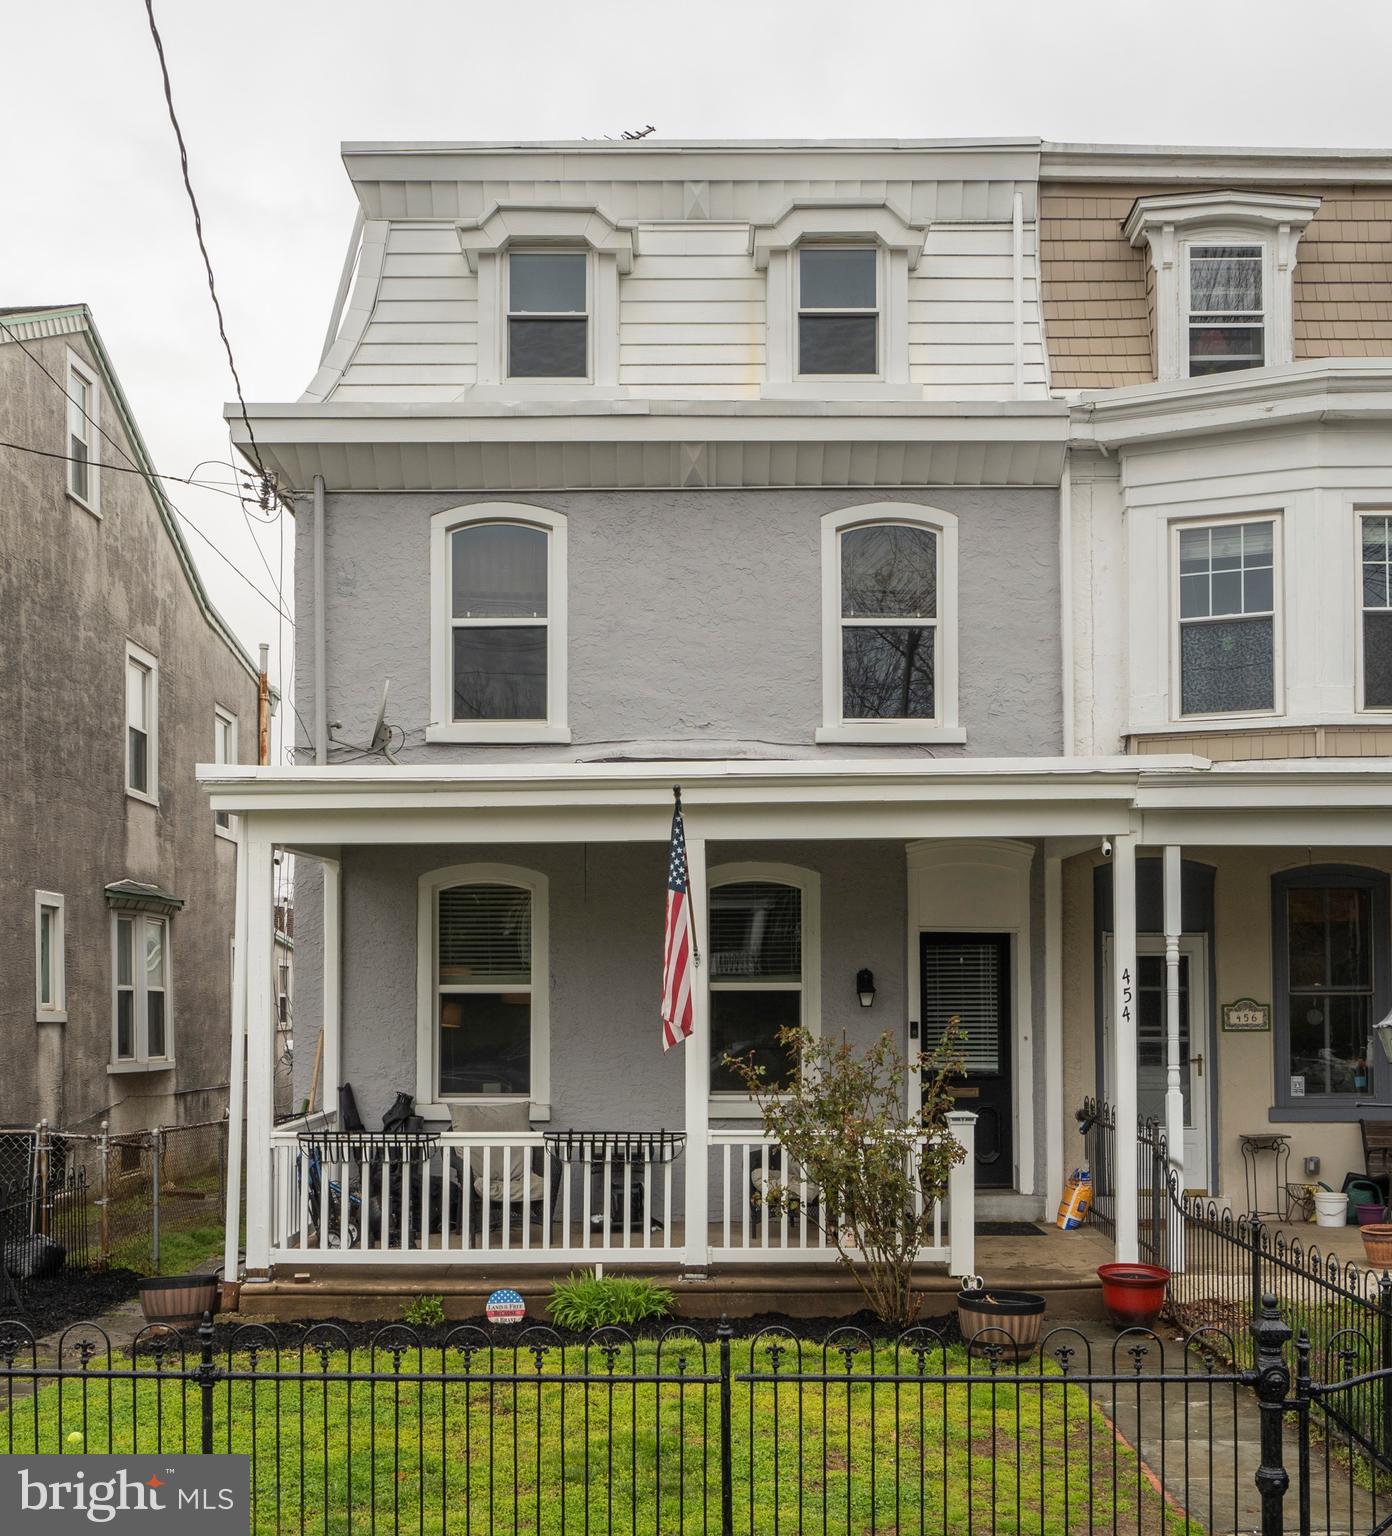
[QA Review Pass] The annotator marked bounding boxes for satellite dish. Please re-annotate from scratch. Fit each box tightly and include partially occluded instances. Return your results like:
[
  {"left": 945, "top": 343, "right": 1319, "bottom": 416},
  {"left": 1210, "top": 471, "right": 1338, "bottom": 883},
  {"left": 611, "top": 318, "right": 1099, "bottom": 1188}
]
[{"left": 367, "top": 679, "right": 391, "bottom": 754}]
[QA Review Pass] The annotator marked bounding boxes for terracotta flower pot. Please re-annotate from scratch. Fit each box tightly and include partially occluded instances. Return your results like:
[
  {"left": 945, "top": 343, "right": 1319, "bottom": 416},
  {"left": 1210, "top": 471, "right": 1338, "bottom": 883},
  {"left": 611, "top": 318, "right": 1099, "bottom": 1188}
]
[
  {"left": 1097, "top": 1262, "right": 1169, "bottom": 1329},
  {"left": 956, "top": 1288, "right": 1046, "bottom": 1359},
  {"left": 1361, "top": 1224, "right": 1392, "bottom": 1266},
  {"left": 138, "top": 1275, "right": 220, "bottom": 1326}
]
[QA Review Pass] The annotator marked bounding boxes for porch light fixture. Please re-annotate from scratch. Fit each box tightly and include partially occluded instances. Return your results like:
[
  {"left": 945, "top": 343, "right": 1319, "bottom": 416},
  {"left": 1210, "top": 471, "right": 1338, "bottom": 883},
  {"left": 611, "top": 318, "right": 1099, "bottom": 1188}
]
[
  {"left": 856, "top": 968, "right": 876, "bottom": 1009},
  {"left": 1373, "top": 1005, "right": 1392, "bottom": 1065}
]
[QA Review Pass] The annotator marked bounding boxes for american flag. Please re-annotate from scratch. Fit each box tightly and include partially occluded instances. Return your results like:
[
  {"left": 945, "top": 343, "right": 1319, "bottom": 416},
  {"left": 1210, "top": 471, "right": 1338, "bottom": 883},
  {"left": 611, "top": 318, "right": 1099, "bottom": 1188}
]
[{"left": 661, "top": 789, "right": 696, "bottom": 1050}]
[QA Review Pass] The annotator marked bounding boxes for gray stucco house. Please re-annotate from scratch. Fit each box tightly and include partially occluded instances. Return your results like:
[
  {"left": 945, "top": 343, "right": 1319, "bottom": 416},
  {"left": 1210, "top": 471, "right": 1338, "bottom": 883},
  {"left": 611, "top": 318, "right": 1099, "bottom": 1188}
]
[
  {"left": 0, "top": 304, "right": 259, "bottom": 1138},
  {"left": 209, "top": 138, "right": 1392, "bottom": 1302}
]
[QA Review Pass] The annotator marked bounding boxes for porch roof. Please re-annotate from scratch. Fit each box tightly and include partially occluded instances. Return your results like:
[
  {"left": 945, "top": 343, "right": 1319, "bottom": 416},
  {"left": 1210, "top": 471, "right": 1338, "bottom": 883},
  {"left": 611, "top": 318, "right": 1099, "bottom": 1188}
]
[{"left": 197, "top": 754, "right": 1392, "bottom": 848}]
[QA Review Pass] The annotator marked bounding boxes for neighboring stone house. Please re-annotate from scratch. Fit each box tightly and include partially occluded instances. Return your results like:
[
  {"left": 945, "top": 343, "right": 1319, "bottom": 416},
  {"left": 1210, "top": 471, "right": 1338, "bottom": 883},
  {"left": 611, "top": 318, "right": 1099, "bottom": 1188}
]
[
  {"left": 206, "top": 139, "right": 1392, "bottom": 1301},
  {"left": 0, "top": 304, "right": 259, "bottom": 1137}
]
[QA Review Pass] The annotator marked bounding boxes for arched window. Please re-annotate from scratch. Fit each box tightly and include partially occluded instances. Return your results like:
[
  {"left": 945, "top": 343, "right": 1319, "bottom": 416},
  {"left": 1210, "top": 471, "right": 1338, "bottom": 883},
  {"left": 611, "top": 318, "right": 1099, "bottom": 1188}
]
[
  {"left": 416, "top": 864, "right": 549, "bottom": 1109},
  {"left": 708, "top": 863, "right": 820, "bottom": 1100},
  {"left": 428, "top": 504, "right": 568, "bottom": 744},
  {"left": 817, "top": 504, "right": 961, "bottom": 744}
]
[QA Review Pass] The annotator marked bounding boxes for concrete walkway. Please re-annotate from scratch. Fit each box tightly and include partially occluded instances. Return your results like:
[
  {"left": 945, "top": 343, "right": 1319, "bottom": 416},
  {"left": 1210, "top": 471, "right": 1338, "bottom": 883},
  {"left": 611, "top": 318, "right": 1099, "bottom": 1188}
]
[{"left": 1074, "top": 1320, "right": 1381, "bottom": 1534}]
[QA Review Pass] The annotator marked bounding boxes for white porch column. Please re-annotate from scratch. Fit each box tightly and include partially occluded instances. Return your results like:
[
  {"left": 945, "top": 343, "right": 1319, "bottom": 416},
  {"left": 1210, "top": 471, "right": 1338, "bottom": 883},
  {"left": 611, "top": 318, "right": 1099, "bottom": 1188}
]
[
  {"left": 321, "top": 857, "right": 342, "bottom": 1112},
  {"left": 1162, "top": 843, "right": 1186, "bottom": 1272},
  {"left": 1043, "top": 854, "right": 1065, "bottom": 1213},
  {"left": 683, "top": 836, "right": 710, "bottom": 1269},
  {"left": 1112, "top": 832, "right": 1140, "bottom": 1263},
  {"left": 947, "top": 1110, "right": 978, "bottom": 1278},
  {"left": 222, "top": 821, "right": 249, "bottom": 1283},
  {"left": 243, "top": 829, "right": 278, "bottom": 1272}
]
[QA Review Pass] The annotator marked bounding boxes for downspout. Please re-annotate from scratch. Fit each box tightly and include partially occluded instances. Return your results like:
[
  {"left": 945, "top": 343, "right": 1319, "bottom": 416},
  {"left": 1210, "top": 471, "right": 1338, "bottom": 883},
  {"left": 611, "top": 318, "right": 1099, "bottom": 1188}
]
[
  {"left": 257, "top": 643, "right": 270, "bottom": 766},
  {"left": 313, "top": 474, "right": 328, "bottom": 764},
  {"left": 1059, "top": 453, "right": 1075, "bottom": 755},
  {"left": 1012, "top": 191, "right": 1025, "bottom": 399}
]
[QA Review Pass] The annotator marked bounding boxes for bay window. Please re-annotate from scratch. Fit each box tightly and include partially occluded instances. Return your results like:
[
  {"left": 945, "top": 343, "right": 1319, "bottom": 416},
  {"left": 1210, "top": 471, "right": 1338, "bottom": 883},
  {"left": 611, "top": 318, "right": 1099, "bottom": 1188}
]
[
  {"left": 1361, "top": 514, "right": 1392, "bottom": 709},
  {"left": 1176, "top": 518, "right": 1277, "bottom": 716}
]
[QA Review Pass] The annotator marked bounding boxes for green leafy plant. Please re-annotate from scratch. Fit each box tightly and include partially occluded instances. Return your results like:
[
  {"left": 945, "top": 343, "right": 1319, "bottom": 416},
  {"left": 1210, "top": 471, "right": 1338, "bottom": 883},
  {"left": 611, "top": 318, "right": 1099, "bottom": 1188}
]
[
  {"left": 725, "top": 1022, "right": 965, "bottom": 1329},
  {"left": 401, "top": 1293, "right": 446, "bottom": 1329},
  {"left": 547, "top": 1271, "right": 674, "bottom": 1331}
]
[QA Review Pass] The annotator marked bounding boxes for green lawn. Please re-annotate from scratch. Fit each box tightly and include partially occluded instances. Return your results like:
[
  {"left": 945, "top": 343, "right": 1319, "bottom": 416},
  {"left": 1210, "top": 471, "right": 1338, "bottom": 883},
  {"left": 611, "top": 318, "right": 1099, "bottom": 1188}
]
[{"left": 1, "top": 1340, "right": 1186, "bottom": 1535}]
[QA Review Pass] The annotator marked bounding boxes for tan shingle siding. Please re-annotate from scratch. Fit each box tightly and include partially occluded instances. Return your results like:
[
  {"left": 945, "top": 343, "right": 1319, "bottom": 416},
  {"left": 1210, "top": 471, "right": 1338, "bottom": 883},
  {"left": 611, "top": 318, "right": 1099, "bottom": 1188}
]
[
  {"left": 1041, "top": 182, "right": 1392, "bottom": 389},
  {"left": 1130, "top": 725, "right": 1392, "bottom": 760}
]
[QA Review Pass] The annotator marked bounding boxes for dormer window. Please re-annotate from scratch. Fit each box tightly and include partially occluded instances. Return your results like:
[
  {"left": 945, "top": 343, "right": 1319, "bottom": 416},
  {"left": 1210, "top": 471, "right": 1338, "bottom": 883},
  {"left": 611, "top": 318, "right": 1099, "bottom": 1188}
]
[
  {"left": 508, "top": 251, "right": 588, "bottom": 379},
  {"left": 1187, "top": 245, "right": 1264, "bottom": 375},
  {"left": 1124, "top": 192, "right": 1319, "bottom": 383},
  {"left": 798, "top": 247, "right": 878, "bottom": 376}
]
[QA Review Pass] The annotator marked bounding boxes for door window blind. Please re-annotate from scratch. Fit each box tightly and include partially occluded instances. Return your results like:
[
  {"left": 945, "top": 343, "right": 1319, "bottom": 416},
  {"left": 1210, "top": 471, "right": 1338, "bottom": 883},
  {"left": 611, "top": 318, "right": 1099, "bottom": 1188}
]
[{"left": 923, "top": 938, "right": 1004, "bottom": 1073}]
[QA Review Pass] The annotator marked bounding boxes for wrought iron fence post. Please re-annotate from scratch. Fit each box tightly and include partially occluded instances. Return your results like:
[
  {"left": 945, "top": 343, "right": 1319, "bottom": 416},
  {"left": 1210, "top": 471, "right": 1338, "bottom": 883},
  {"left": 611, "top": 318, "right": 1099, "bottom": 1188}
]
[
  {"left": 197, "top": 1311, "right": 216, "bottom": 1454},
  {"left": 717, "top": 1314, "right": 733, "bottom": 1536},
  {"left": 1378, "top": 1269, "right": 1392, "bottom": 1463},
  {"left": 1250, "top": 1216, "right": 1265, "bottom": 1322},
  {"left": 1294, "top": 1331, "right": 1312, "bottom": 1536},
  {"left": 1249, "top": 1291, "right": 1292, "bottom": 1536},
  {"left": 1150, "top": 1123, "right": 1164, "bottom": 1263},
  {"left": 150, "top": 1130, "right": 161, "bottom": 1276}
]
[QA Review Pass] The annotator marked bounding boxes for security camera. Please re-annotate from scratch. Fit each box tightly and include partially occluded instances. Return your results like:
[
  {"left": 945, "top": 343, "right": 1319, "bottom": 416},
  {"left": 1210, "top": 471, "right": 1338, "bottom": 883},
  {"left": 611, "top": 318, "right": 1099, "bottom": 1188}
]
[{"left": 1101, "top": 838, "right": 1113, "bottom": 859}]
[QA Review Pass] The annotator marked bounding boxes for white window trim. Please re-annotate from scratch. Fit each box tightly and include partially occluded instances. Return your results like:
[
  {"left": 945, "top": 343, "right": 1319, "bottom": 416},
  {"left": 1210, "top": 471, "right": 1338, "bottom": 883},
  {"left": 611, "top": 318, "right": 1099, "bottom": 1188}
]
[
  {"left": 815, "top": 503, "right": 963, "bottom": 745},
  {"left": 108, "top": 911, "right": 175, "bottom": 1072},
  {"left": 65, "top": 348, "right": 101, "bottom": 517},
  {"left": 708, "top": 861, "right": 821, "bottom": 1119},
  {"left": 415, "top": 862, "right": 551, "bottom": 1120},
  {"left": 34, "top": 891, "right": 66, "bottom": 1024},
  {"left": 426, "top": 503, "right": 570, "bottom": 744},
  {"left": 457, "top": 204, "right": 629, "bottom": 390},
  {"left": 1356, "top": 506, "right": 1392, "bottom": 715},
  {"left": 124, "top": 641, "right": 159, "bottom": 805},
  {"left": 505, "top": 248, "right": 592, "bottom": 383},
  {"left": 795, "top": 244, "right": 883, "bottom": 383},
  {"left": 1169, "top": 511, "right": 1284, "bottom": 724},
  {"left": 213, "top": 706, "right": 238, "bottom": 838},
  {"left": 1123, "top": 192, "right": 1320, "bottom": 383}
]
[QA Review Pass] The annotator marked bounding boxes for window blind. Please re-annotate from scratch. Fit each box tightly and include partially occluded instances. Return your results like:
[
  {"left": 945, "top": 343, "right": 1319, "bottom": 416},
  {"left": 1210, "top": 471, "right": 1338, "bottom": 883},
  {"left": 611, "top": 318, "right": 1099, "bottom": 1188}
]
[
  {"left": 438, "top": 884, "right": 531, "bottom": 985},
  {"left": 922, "top": 939, "right": 1004, "bottom": 1074},
  {"left": 710, "top": 882, "right": 801, "bottom": 981}
]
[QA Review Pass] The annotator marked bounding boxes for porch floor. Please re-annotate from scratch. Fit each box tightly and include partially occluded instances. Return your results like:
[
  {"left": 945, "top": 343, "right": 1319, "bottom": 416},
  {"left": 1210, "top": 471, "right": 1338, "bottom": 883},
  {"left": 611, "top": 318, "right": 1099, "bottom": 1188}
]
[{"left": 243, "top": 1222, "right": 1113, "bottom": 1322}]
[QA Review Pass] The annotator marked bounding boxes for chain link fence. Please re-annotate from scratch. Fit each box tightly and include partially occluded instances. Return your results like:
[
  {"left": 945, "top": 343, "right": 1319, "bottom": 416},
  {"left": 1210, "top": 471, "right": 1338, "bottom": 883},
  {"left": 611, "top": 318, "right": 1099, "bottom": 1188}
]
[{"left": 0, "top": 1119, "right": 239, "bottom": 1281}]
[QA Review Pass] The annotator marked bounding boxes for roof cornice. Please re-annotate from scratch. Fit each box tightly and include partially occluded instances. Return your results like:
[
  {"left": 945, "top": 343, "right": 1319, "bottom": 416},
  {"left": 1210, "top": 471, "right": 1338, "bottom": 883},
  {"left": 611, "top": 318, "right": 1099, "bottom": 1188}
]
[{"left": 1042, "top": 141, "right": 1392, "bottom": 184}]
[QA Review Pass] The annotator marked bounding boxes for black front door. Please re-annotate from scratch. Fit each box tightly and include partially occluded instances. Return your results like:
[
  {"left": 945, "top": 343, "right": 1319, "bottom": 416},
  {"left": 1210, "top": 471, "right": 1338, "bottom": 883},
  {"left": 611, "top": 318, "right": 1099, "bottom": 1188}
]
[{"left": 921, "top": 932, "right": 1013, "bottom": 1188}]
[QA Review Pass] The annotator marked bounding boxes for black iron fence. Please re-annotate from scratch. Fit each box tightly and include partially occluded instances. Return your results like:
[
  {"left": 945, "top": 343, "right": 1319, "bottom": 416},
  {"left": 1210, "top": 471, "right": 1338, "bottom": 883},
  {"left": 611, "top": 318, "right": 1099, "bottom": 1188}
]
[{"left": 0, "top": 1300, "right": 1384, "bottom": 1534}]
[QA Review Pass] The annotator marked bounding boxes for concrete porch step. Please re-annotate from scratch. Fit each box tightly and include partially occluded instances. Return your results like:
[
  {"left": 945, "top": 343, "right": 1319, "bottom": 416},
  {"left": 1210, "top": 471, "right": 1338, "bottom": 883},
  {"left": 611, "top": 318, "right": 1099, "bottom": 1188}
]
[{"left": 975, "top": 1191, "right": 1048, "bottom": 1222}]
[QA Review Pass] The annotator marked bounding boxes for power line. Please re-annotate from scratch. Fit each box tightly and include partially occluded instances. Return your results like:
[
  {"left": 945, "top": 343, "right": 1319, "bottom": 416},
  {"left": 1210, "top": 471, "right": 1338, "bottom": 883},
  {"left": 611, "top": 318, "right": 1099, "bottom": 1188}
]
[
  {"left": 142, "top": 0, "right": 272, "bottom": 496},
  {"left": 0, "top": 436, "right": 256, "bottom": 503}
]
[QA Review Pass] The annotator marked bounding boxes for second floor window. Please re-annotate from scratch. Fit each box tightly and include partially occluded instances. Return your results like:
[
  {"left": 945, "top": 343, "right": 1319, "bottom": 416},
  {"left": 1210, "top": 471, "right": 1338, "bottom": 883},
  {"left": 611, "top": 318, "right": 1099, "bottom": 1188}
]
[
  {"left": 839, "top": 522, "right": 938, "bottom": 720},
  {"left": 213, "top": 707, "right": 237, "bottom": 832},
  {"left": 1187, "top": 244, "right": 1264, "bottom": 376},
  {"left": 1362, "top": 514, "right": 1392, "bottom": 709},
  {"left": 125, "top": 646, "right": 158, "bottom": 800},
  {"left": 1177, "top": 519, "right": 1276, "bottom": 716},
  {"left": 450, "top": 521, "right": 550, "bottom": 721},
  {"left": 67, "top": 357, "right": 99, "bottom": 510},
  {"left": 798, "top": 247, "right": 878, "bottom": 375},
  {"left": 508, "top": 251, "right": 587, "bottom": 378}
]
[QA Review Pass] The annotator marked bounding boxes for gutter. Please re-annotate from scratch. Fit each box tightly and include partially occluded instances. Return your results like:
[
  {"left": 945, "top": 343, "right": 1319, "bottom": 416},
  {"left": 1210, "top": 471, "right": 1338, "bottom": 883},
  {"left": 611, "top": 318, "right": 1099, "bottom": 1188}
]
[{"left": 312, "top": 475, "right": 328, "bottom": 764}]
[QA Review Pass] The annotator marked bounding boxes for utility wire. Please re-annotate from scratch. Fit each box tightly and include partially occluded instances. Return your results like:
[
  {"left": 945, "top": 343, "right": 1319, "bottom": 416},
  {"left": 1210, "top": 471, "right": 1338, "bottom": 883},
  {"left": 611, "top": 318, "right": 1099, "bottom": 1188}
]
[
  {"left": 0, "top": 436, "right": 255, "bottom": 503},
  {"left": 142, "top": 0, "right": 271, "bottom": 493}
]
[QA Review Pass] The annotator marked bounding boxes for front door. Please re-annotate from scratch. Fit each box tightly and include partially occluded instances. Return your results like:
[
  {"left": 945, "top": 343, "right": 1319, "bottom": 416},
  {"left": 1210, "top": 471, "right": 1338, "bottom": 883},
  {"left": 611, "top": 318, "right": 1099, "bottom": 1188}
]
[
  {"left": 921, "top": 932, "right": 1013, "bottom": 1188},
  {"left": 1103, "top": 936, "right": 1211, "bottom": 1192}
]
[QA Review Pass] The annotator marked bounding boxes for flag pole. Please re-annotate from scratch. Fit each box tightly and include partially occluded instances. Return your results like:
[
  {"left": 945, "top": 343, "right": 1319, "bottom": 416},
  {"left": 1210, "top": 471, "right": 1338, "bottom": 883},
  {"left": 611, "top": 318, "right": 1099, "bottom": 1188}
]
[{"left": 674, "top": 785, "right": 700, "bottom": 968}]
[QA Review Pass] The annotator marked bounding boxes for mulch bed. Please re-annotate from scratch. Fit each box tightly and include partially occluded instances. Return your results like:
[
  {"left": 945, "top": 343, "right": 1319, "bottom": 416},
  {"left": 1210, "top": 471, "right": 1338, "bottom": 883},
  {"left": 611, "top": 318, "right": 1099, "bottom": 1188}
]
[
  {"left": 1, "top": 1267, "right": 143, "bottom": 1340},
  {"left": 150, "top": 1308, "right": 965, "bottom": 1354}
]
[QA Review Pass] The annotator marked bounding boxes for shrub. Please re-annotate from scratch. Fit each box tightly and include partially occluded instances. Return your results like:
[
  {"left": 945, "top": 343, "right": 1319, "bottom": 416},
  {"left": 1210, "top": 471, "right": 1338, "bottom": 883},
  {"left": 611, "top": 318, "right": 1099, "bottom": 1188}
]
[
  {"left": 547, "top": 1271, "right": 674, "bottom": 1331},
  {"left": 401, "top": 1293, "right": 446, "bottom": 1329},
  {"left": 725, "top": 1022, "right": 965, "bottom": 1329}
]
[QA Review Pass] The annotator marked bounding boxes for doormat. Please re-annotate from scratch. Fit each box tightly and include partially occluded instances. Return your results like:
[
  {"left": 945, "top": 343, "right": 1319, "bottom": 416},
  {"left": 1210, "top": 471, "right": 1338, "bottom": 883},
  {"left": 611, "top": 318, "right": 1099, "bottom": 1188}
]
[{"left": 975, "top": 1221, "right": 1045, "bottom": 1236}]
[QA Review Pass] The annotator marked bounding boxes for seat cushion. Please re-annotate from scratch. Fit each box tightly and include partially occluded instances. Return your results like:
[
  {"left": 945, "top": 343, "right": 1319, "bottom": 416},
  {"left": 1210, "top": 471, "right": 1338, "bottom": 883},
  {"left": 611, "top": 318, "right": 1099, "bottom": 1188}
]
[{"left": 474, "top": 1168, "right": 547, "bottom": 1204}]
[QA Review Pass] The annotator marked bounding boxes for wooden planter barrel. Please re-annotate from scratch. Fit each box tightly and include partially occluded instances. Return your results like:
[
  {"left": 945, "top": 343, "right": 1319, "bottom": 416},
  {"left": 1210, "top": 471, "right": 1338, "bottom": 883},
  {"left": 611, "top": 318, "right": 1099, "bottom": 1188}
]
[
  {"left": 138, "top": 1275, "right": 220, "bottom": 1326},
  {"left": 956, "top": 1288, "right": 1046, "bottom": 1359}
]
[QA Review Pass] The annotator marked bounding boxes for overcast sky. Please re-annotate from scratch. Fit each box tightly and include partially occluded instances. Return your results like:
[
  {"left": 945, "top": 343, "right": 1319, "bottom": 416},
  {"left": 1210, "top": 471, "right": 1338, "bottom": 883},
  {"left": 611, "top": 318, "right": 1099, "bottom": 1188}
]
[{"left": 6, "top": 0, "right": 1392, "bottom": 758}]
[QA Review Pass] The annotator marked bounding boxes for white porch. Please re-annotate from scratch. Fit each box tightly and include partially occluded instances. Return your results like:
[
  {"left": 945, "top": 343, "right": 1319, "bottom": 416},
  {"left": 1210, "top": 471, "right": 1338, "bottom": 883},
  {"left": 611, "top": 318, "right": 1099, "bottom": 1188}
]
[{"left": 204, "top": 753, "right": 1392, "bottom": 1285}]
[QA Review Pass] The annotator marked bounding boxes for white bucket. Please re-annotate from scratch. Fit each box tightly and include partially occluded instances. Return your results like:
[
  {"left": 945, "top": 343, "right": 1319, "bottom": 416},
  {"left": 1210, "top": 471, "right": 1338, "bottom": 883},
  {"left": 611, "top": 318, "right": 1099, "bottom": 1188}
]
[{"left": 1314, "top": 1191, "right": 1348, "bottom": 1227}]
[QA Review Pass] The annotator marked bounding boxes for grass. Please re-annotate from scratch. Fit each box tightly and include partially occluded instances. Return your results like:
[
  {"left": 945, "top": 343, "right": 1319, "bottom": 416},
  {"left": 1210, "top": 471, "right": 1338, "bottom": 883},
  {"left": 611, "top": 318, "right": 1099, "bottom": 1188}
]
[
  {"left": 0, "top": 1339, "right": 1188, "bottom": 1535},
  {"left": 105, "top": 1223, "right": 225, "bottom": 1278}
]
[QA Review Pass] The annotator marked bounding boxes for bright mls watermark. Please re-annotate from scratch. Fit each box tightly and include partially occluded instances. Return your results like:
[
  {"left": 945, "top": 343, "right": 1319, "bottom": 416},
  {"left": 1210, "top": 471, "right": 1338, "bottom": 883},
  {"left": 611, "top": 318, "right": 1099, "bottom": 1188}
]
[{"left": 4, "top": 1456, "right": 248, "bottom": 1532}]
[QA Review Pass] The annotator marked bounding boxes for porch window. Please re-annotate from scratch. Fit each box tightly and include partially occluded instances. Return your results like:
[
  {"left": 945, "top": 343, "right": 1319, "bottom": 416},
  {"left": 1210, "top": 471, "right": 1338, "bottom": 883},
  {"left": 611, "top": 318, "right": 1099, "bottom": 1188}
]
[
  {"left": 818, "top": 505, "right": 961, "bottom": 744},
  {"left": 1176, "top": 518, "right": 1278, "bottom": 716},
  {"left": 111, "top": 912, "right": 172, "bottom": 1067},
  {"left": 429, "top": 505, "right": 569, "bottom": 744},
  {"left": 1361, "top": 513, "right": 1392, "bottom": 709},
  {"left": 709, "top": 871, "right": 819, "bottom": 1095},
  {"left": 437, "top": 882, "right": 533, "bottom": 1097},
  {"left": 1273, "top": 867, "right": 1390, "bottom": 1113}
]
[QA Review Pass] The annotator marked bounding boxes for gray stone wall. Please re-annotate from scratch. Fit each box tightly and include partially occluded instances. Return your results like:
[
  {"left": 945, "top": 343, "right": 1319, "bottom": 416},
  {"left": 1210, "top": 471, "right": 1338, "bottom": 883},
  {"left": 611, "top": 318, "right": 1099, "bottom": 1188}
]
[
  {"left": 0, "top": 326, "right": 258, "bottom": 1133},
  {"left": 297, "top": 487, "right": 1062, "bottom": 764}
]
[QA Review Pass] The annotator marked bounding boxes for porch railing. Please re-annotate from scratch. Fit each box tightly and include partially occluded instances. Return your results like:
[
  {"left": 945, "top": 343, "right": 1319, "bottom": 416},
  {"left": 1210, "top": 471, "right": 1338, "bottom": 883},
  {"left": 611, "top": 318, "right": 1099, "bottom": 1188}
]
[{"left": 267, "top": 1112, "right": 976, "bottom": 1274}]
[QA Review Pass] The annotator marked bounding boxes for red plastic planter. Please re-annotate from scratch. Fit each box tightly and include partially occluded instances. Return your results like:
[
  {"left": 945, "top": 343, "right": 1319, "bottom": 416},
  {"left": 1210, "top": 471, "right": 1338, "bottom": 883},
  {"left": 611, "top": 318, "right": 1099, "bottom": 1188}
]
[{"left": 1096, "top": 1262, "right": 1169, "bottom": 1329}]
